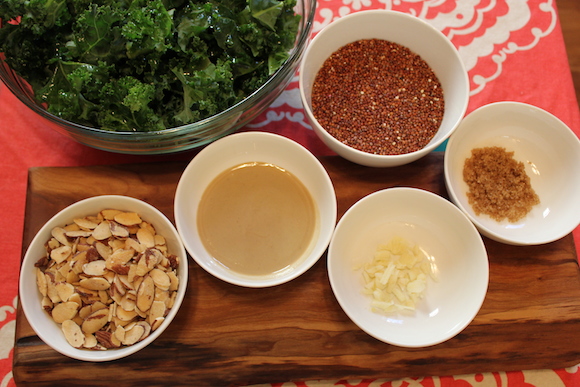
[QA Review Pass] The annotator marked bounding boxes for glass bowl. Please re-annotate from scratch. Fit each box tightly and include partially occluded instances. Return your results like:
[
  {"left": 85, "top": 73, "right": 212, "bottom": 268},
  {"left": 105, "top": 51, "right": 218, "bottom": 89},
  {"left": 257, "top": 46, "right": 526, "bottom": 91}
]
[{"left": 0, "top": 0, "right": 316, "bottom": 155}]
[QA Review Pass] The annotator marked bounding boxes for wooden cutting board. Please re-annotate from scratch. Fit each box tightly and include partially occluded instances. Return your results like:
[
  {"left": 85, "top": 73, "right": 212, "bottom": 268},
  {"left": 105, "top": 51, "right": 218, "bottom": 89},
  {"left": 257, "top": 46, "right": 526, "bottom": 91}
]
[{"left": 13, "top": 153, "right": 580, "bottom": 386}]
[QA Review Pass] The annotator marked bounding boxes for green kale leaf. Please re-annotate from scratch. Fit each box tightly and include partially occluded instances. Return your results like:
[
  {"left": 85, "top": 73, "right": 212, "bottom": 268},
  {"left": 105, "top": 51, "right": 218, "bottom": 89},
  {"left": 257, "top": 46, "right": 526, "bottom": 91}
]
[{"left": 0, "top": 0, "right": 301, "bottom": 131}]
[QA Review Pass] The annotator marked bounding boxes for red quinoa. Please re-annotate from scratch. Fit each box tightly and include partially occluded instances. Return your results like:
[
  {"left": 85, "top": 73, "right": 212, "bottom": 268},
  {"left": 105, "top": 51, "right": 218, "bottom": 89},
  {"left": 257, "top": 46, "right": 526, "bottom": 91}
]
[{"left": 311, "top": 39, "right": 444, "bottom": 155}]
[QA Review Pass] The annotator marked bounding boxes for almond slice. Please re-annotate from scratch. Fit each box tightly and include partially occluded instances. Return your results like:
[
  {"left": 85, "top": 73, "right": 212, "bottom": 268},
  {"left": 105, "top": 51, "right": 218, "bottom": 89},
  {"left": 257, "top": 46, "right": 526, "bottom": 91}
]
[
  {"left": 83, "top": 333, "right": 98, "bottom": 349},
  {"left": 41, "top": 296, "right": 53, "bottom": 312},
  {"left": 140, "top": 222, "right": 156, "bottom": 237},
  {"left": 82, "top": 308, "right": 109, "bottom": 334},
  {"left": 46, "top": 274, "right": 62, "bottom": 304},
  {"left": 125, "top": 237, "right": 145, "bottom": 254},
  {"left": 68, "top": 292, "right": 82, "bottom": 308},
  {"left": 167, "top": 271, "right": 179, "bottom": 292},
  {"left": 74, "top": 217, "right": 99, "bottom": 230},
  {"left": 122, "top": 323, "right": 145, "bottom": 346},
  {"left": 147, "top": 301, "right": 166, "bottom": 325},
  {"left": 95, "top": 241, "right": 112, "bottom": 260},
  {"left": 119, "top": 292, "right": 137, "bottom": 312},
  {"left": 151, "top": 316, "right": 165, "bottom": 332},
  {"left": 136, "top": 228, "right": 155, "bottom": 249},
  {"left": 116, "top": 305, "right": 138, "bottom": 322},
  {"left": 50, "top": 245, "right": 72, "bottom": 264},
  {"left": 62, "top": 320, "right": 85, "bottom": 348},
  {"left": 55, "top": 282, "right": 75, "bottom": 302},
  {"left": 51, "top": 227, "right": 70, "bottom": 247},
  {"left": 92, "top": 221, "right": 112, "bottom": 240},
  {"left": 154, "top": 234, "right": 166, "bottom": 247},
  {"left": 114, "top": 325, "right": 126, "bottom": 343},
  {"left": 83, "top": 260, "right": 107, "bottom": 277},
  {"left": 154, "top": 288, "right": 169, "bottom": 304},
  {"left": 100, "top": 209, "right": 123, "bottom": 220},
  {"left": 105, "top": 248, "right": 135, "bottom": 274},
  {"left": 36, "top": 268, "right": 47, "bottom": 297},
  {"left": 149, "top": 269, "right": 170, "bottom": 291},
  {"left": 65, "top": 230, "right": 93, "bottom": 238},
  {"left": 79, "top": 277, "right": 111, "bottom": 291},
  {"left": 52, "top": 301, "right": 79, "bottom": 324},
  {"left": 111, "top": 275, "right": 127, "bottom": 297},
  {"left": 114, "top": 212, "right": 142, "bottom": 227},
  {"left": 95, "top": 330, "right": 121, "bottom": 349},
  {"left": 134, "top": 321, "right": 151, "bottom": 341},
  {"left": 166, "top": 291, "right": 178, "bottom": 309},
  {"left": 70, "top": 250, "right": 89, "bottom": 274},
  {"left": 136, "top": 275, "right": 155, "bottom": 312},
  {"left": 110, "top": 221, "right": 129, "bottom": 238},
  {"left": 90, "top": 301, "right": 108, "bottom": 313}
]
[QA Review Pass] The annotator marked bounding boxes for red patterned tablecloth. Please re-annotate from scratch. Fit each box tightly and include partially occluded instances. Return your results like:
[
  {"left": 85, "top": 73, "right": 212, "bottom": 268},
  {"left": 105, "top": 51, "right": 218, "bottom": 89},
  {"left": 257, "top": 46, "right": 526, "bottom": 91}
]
[{"left": 1, "top": 0, "right": 580, "bottom": 386}]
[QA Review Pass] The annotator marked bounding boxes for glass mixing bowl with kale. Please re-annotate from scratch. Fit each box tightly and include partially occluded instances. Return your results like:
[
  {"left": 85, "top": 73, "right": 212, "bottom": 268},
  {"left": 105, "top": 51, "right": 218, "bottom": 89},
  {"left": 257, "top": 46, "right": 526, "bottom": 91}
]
[{"left": 0, "top": 0, "right": 315, "bottom": 153}]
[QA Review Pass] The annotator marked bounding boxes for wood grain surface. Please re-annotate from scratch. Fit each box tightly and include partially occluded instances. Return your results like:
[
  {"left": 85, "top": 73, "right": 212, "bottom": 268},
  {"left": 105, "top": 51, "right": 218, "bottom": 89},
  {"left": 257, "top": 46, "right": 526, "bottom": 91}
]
[
  {"left": 13, "top": 154, "right": 580, "bottom": 386},
  {"left": 559, "top": 0, "right": 580, "bottom": 106}
]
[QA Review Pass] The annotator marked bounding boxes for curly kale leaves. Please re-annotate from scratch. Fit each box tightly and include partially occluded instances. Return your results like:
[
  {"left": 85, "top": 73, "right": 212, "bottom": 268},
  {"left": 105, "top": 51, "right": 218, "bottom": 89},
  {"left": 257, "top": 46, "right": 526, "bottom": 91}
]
[{"left": 0, "top": 0, "right": 300, "bottom": 131}]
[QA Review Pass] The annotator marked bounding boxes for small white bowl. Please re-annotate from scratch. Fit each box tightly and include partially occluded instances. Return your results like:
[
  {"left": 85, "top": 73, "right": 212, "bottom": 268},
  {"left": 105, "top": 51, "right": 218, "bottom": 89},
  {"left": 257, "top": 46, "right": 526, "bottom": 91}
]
[
  {"left": 19, "top": 195, "right": 188, "bottom": 361},
  {"left": 299, "top": 10, "right": 469, "bottom": 167},
  {"left": 174, "top": 131, "right": 337, "bottom": 287},
  {"left": 444, "top": 101, "right": 580, "bottom": 245},
  {"left": 328, "top": 188, "right": 488, "bottom": 347}
]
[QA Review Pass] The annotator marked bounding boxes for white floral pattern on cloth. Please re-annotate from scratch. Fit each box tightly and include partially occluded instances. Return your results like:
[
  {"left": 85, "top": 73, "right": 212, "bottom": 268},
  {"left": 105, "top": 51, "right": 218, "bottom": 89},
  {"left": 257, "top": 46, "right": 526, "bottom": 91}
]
[
  {"left": 0, "top": 297, "right": 16, "bottom": 387},
  {"left": 248, "top": 0, "right": 557, "bottom": 130},
  {"left": 245, "top": 367, "right": 577, "bottom": 387}
]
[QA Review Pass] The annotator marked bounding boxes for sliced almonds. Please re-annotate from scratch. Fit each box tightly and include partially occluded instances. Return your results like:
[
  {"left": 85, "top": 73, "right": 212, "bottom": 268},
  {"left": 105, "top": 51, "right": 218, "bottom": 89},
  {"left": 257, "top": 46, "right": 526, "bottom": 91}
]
[
  {"left": 34, "top": 209, "right": 180, "bottom": 351},
  {"left": 62, "top": 320, "right": 84, "bottom": 348}
]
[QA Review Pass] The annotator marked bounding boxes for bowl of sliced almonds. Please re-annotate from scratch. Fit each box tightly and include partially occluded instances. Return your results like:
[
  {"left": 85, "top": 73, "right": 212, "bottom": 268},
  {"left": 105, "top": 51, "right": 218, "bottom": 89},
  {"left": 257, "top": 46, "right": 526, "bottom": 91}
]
[{"left": 19, "top": 195, "right": 187, "bottom": 361}]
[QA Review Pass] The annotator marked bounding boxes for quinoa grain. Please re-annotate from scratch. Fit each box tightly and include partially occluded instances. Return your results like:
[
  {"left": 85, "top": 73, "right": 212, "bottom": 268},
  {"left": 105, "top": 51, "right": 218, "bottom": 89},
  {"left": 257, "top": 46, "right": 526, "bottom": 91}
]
[{"left": 311, "top": 39, "right": 444, "bottom": 155}]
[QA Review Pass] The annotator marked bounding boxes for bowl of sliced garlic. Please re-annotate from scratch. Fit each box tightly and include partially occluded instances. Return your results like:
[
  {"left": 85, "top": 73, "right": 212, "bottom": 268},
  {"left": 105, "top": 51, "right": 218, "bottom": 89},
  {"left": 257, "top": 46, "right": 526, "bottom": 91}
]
[
  {"left": 19, "top": 195, "right": 187, "bottom": 361},
  {"left": 327, "top": 187, "right": 488, "bottom": 347}
]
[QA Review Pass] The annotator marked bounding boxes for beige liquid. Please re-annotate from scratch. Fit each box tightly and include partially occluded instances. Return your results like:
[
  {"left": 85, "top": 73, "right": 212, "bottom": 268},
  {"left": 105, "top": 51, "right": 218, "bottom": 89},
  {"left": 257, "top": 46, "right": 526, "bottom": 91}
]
[{"left": 197, "top": 162, "right": 318, "bottom": 277}]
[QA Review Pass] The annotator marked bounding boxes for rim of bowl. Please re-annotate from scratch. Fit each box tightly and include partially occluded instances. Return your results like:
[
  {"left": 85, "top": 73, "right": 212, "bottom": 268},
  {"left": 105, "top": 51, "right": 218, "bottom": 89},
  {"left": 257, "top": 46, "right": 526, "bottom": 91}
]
[
  {"left": 299, "top": 9, "right": 469, "bottom": 163},
  {"left": 444, "top": 101, "right": 580, "bottom": 245},
  {"left": 174, "top": 131, "right": 337, "bottom": 288},
  {"left": 19, "top": 195, "right": 188, "bottom": 361},
  {"left": 0, "top": 0, "right": 316, "bottom": 138}
]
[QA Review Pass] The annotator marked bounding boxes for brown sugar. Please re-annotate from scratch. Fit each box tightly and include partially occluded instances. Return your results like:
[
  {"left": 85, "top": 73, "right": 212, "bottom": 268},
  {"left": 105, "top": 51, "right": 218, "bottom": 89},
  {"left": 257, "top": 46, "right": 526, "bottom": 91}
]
[{"left": 463, "top": 146, "right": 540, "bottom": 222}]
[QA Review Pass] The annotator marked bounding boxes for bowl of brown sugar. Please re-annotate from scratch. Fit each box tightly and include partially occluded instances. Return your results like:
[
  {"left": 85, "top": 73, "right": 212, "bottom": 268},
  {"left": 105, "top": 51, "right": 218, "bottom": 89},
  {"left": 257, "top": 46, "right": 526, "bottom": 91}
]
[
  {"left": 299, "top": 10, "right": 469, "bottom": 167},
  {"left": 444, "top": 102, "right": 580, "bottom": 245}
]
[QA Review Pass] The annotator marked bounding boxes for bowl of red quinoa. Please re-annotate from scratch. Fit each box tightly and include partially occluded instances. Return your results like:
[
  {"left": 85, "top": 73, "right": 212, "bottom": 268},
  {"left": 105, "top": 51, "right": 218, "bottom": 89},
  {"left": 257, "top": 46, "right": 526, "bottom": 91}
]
[
  {"left": 444, "top": 101, "right": 580, "bottom": 245},
  {"left": 299, "top": 10, "right": 469, "bottom": 167}
]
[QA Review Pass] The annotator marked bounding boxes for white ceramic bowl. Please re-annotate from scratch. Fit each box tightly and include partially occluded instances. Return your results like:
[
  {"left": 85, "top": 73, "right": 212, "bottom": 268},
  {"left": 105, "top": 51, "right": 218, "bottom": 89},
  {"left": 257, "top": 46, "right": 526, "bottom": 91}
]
[
  {"left": 444, "top": 102, "right": 580, "bottom": 245},
  {"left": 174, "top": 131, "right": 337, "bottom": 287},
  {"left": 299, "top": 10, "right": 469, "bottom": 167},
  {"left": 19, "top": 195, "right": 188, "bottom": 361},
  {"left": 328, "top": 188, "right": 488, "bottom": 347}
]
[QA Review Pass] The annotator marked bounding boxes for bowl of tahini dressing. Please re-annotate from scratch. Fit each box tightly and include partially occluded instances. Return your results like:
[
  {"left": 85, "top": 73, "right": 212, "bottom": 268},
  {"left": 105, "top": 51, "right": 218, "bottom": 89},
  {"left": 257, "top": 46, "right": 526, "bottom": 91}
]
[{"left": 174, "top": 131, "right": 337, "bottom": 287}]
